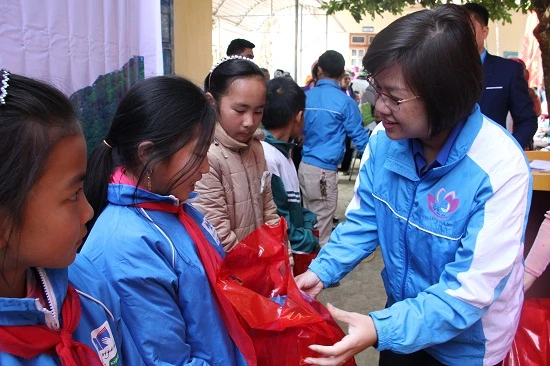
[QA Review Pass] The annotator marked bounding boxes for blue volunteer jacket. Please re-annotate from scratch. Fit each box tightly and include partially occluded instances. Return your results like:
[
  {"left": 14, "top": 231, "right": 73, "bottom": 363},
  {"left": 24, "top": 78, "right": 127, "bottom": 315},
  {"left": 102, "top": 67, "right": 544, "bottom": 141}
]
[
  {"left": 302, "top": 79, "right": 369, "bottom": 171},
  {"left": 81, "top": 184, "right": 247, "bottom": 366},
  {"left": 0, "top": 255, "right": 143, "bottom": 365},
  {"left": 309, "top": 105, "right": 531, "bottom": 365}
]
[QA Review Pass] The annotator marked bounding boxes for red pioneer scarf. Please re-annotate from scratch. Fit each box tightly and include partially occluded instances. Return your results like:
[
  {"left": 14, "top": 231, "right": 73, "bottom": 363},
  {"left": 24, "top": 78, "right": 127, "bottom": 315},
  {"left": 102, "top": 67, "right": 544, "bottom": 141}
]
[
  {"left": 137, "top": 201, "right": 257, "bottom": 366},
  {"left": 0, "top": 285, "right": 103, "bottom": 365}
]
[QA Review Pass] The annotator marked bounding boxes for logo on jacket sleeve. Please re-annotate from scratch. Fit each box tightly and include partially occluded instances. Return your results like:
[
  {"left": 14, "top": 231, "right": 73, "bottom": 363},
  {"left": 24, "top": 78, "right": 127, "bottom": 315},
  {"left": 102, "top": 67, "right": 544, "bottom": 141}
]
[
  {"left": 91, "top": 321, "right": 119, "bottom": 365},
  {"left": 202, "top": 217, "right": 222, "bottom": 246},
  {"left": 428, "top": 188, "right": 459, "bottom": 219}
]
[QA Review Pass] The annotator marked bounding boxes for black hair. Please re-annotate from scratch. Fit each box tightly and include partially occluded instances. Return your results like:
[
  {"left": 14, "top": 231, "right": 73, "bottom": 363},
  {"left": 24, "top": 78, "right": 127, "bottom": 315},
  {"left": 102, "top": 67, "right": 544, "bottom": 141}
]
[
  {"left": 363, "top": 4, "right": 483, "bottom": 136},
  {"left": 463, "top": 3, "right": 489, "bottom": 26},
  {"left": 204, "top": 58, "right": 266, "bottom": 108},
  {"left": 226, "top": 38, "right": 255, "bottom": 56},
  {"left": 0, "top": 71, "right": 81, "bottom": 270},
  {"left": 84, "top": 76, "right": 216, "bottom": 230},
  {"left": 262, "top": 77, "right": 305, "bottom": 130},
  {"left": 318, "top": 50, "right": 345, "bottom": 79}
]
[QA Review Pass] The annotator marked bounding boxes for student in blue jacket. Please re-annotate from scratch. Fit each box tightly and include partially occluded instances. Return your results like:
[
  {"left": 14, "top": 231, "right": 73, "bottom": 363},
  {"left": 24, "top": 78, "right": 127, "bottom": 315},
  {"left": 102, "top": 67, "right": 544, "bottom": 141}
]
[
  {"left": 296, "top": 5, "right": 531, "bottom": 366},
  {"left": 81, "top": 76, "right": 255, "bottom": 365},
  {"left": 0, "top": 71, "right": 141, "bottom": 365}
]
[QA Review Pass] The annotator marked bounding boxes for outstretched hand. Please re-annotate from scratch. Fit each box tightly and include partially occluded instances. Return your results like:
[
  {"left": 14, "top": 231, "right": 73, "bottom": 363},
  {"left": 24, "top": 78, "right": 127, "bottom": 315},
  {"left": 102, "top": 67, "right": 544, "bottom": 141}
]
[
  {"left": 295, "top": 270, "right": 324, "bottom": 299},
  {"left": 303, "top": 304, "right": 378, "bottom": 365}
]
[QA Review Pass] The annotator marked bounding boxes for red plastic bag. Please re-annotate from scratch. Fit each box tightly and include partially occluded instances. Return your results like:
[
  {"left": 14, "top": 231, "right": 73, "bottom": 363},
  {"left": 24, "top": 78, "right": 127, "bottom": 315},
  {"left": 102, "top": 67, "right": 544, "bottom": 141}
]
[
  {"left": 293, "top": 252, "right": 318, "bottom": 277},
  {"left": 217, "top": 218, "right": 356, "bottom": 366},
  {"left": 503, "top": 298, "right": 550, "bottom": 366}
]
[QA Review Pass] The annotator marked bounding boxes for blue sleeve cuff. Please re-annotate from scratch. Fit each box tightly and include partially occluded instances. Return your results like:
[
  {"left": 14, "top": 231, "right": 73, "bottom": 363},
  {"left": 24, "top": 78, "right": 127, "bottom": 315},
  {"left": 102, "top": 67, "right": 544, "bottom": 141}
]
[{"left": 369, "top": 308, "right": 394, "bottom": 351}]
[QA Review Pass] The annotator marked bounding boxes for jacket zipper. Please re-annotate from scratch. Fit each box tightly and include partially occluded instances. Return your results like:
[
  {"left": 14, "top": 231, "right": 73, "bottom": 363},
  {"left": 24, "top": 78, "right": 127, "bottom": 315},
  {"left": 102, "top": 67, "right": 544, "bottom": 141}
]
[
  {"left": 36, "top": 267, "right": 60, "bottom": 330},
  {"left": 400, "top": 180, "right": 421, "bottom": 300}
]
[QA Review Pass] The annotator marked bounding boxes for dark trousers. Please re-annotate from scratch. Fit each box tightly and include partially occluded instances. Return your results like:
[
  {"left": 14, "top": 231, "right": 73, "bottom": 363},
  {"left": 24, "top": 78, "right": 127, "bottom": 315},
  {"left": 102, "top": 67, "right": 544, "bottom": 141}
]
[
  {"left": 340, "top": 137, "right": 353, "bottom": 172},
  {"left": 379, "top": 350, "right": 503, "bottom": 366}
]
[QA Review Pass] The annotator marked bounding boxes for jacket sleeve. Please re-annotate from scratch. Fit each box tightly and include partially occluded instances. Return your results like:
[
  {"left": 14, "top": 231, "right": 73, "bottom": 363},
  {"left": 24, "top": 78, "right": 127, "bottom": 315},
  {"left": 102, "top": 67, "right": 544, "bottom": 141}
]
[
  {"left": 92, "top": 234, "right": 214, "bottom": 365},
  {"left": 370, "top": 155, "right": 531, "bottom": 353},
  {"left": 302, "top": 208, "right": 317, "bottom": 232},
  {"left": 194, "top": 152, "right": 239, "bottom": 251},
  {"left": 308, "top": 133, "right": 379, "bottom": 285},
  {"left": 271, "top": 174, "right": 319, "bottom": 253},
  {"left": 342, "top": 98, "right": 369, "bottom": 153},
  {"left": 256, "top": 143, "right": 281, "bottom": 227},
  {"left": 509, "top": 61, "right": 538, "bottom": 148}
]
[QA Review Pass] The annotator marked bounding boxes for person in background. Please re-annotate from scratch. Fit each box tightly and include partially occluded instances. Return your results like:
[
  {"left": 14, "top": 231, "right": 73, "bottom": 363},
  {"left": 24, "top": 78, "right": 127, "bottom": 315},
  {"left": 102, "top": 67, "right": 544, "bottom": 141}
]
[
  {"left": 524, "top": 210, "right": 550, "bottom": 291},
  {"left": 340, "top": 71, "right": 360, "bottom": 175},
  {"left": 81, "top": 76, "right": 253, "bottom": 365},
  {"left": 0, "top": 71, "right": 141, "bottom": 365},
  {"left": 299, "top": 50, "right": 369, "bottom": 246},
  {"left": 261, "top": 67, "right": 270, "bottom": 81},
  {"left": 226, "top": 38, "right": 255, "bottom": 59},
  {"left": 194, "top": 56, "right": 280, "bottom": 252},
  {"left": 297, "top": 5, "right": 530, "bottom": 366},
  {"left": 464, "top": 3, "right": 537, "bottom": 149},
  {"left": 261, "top": 77, "right": 320, "bottom": 274}
]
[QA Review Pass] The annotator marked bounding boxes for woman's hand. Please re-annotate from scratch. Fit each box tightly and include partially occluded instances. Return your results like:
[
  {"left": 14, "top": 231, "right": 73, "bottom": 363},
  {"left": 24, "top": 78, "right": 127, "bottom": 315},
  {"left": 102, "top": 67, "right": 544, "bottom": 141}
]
[
  {"left": 295, "top": 270, "right": 324, "bottom": 299},
  {"left": 303, "top": 304, "right": 378, "bottom": 365}
]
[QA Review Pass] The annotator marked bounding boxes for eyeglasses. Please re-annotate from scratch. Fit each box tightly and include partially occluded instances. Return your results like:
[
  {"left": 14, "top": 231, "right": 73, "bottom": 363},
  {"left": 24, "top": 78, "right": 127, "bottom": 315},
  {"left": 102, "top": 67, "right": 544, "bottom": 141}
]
[{"left": 366, "top": 77, "right": 420, "bottom": 112}]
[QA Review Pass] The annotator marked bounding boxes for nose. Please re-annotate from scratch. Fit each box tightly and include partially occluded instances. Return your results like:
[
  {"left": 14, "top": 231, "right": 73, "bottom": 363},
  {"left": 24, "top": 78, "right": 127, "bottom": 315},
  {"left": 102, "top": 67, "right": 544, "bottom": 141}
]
[
  {"left": 81, "top": 194, "right": 94, "bottom": 226},
  {"left": 242, "top": 112, "right": 255, "bottom": 128},
  {"left": 374, "top": 95, "right": 392, "bottom": 116}
]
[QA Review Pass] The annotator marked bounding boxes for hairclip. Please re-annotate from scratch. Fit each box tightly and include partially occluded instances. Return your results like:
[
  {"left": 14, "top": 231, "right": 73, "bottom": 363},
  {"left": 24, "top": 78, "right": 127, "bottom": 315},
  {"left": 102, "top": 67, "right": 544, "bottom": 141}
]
[
  {"left": 103, "top": 139, "right": 113, "bottom": 149},
  {"left": 207, "top": 55, "right": 255, "bottom": 92},
  {"left": 209, "top": 55, "right": 254, "bottom": 74},
  {"left": 0, "top": 69, "right": 10, "bottom": 105}
]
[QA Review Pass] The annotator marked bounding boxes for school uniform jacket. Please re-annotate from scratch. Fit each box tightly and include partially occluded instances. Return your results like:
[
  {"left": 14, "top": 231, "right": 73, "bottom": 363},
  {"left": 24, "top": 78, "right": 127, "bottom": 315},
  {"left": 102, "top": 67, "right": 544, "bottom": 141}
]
[
  {"left": 81, "top": 185, "right": 247, "bottom": 366},
  {"left": 0, "top": 255, "right": 143, "bottom": 365},
  {"left": 309, "top": 105, "right": 532, "bottom": 365}
]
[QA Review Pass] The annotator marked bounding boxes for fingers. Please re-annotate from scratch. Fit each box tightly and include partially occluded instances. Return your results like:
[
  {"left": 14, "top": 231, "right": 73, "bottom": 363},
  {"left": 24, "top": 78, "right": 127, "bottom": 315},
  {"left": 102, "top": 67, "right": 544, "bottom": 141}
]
[{"left": 326, "top": 303, "right": 358, "bottom": 325}]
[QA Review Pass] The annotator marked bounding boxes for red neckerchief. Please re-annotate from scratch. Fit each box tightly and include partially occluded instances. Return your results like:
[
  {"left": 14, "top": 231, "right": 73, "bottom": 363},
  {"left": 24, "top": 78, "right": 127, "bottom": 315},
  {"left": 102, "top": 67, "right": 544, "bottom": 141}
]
[
  {"left": 0, "top": 285, "right": 103, "bottom": 365},
  {"left": 137, "top": 201, "right": 257, "bottom": 366}
]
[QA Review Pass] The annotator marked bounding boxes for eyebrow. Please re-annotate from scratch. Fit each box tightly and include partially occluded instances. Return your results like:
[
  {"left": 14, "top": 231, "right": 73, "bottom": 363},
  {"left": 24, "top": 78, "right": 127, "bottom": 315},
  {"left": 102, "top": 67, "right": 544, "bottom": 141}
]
[{"left": 66, "top": 173, "right": 86, "bottom": 188}]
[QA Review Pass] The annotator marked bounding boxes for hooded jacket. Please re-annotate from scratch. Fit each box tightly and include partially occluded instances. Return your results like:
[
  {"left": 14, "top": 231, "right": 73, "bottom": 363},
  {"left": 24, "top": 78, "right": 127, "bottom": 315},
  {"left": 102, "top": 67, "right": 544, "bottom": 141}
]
[
  {"left": 309, "top": 105, "right": 531, "bottom": 365},
  {"left": 194, "top": 124, "right": 280, "bottom": 251},
  {"left": 0, "top": 255, "right": 143, "bottom": 365},
  {"left": 80, "top": 184, "right": 247, "bottom": 366}
]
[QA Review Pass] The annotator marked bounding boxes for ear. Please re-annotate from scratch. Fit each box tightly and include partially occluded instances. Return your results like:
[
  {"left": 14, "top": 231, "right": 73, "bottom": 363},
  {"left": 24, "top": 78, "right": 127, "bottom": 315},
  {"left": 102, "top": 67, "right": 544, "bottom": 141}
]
[
  {"left": 483, "top": 25, "right": 489, "bottom": 40},
  {"left": 137, "top": 141, "right": 155, "bottom": 166},
  {"left": 295, "top": 110, "right": 304, "bottom": 126},
  {"left": 205, "top": 92, "right": 216, "bottom": 107}
]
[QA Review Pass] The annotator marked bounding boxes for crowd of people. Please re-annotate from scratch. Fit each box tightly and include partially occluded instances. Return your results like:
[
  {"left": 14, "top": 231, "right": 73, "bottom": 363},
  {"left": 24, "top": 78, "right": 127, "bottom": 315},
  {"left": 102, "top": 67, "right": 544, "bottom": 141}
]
[{"left": 0, "top": 3, "right": 549, "bottom": 366}]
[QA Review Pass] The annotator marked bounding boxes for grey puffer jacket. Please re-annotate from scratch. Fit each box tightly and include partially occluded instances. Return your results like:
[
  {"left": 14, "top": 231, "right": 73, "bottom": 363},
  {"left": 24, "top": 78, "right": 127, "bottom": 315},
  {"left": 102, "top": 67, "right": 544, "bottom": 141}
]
[{"left": 194, "top": 123, "right": 280, "bottom": 251}]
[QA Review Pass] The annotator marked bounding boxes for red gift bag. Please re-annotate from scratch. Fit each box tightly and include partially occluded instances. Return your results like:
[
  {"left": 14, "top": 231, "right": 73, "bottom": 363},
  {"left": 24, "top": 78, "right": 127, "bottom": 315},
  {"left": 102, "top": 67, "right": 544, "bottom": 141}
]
[
  {"left": 217, "top": 218, "right": 356, "bottom": 366},
  {"left": 503, "top": 298, "right": 550, "bottom": 366}
]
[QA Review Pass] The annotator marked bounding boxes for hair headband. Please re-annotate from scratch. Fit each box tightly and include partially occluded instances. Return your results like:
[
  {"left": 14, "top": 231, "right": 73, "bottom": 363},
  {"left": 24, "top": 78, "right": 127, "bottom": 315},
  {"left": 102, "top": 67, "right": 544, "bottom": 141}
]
[
  {"left": 207, "top": 55, "right": 256, "bottom": 91},
  {"left": 0, "top": 69, "right": 10, "bottom": 105}
]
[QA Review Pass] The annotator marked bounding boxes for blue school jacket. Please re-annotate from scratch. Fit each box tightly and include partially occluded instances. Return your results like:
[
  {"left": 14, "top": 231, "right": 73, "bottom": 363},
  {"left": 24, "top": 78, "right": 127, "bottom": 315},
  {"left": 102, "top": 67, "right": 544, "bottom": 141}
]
[
  {"left": 81, "top": 184, "right": 247, "bottom": 365},
  {"left": 309, "top": 105, "right": 532, "bottom": 365},
  {"left": 0, "top": 255, "right": 143, "bottom": 365}
]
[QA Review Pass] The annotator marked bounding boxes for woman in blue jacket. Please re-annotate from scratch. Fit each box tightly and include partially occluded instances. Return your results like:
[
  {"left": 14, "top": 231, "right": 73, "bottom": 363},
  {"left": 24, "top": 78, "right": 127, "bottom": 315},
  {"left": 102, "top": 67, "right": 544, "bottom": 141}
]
[
  {"left": 81, "top": 76, "right": 254, "bottom": 365},
  {"left": 0, "top": 72, "right": 141, "bottom": 365},
  {"left": 297, "top": 5, "right": 531, "bottom": 366}
]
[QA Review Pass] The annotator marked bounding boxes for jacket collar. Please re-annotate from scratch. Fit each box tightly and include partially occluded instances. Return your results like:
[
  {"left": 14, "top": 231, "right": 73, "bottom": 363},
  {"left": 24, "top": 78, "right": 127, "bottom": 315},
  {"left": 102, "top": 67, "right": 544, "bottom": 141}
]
[
  {"left": 262, "top": 129, "right": 295, "bottom": 158},
  {"left": 384, "top": 105, "right": 483, "bottom": 180},
  {"left": 213, "top": 123, "right": 264, "bottom": 152},
  {"left": 314, "top": 79, "right": 340, "bottom": 89},
  {"left": 107, "top": 181, "right": 189, "bottom": 207},
  {"left": 0, "top": 267, "right": 68, "bottom": 327}
]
